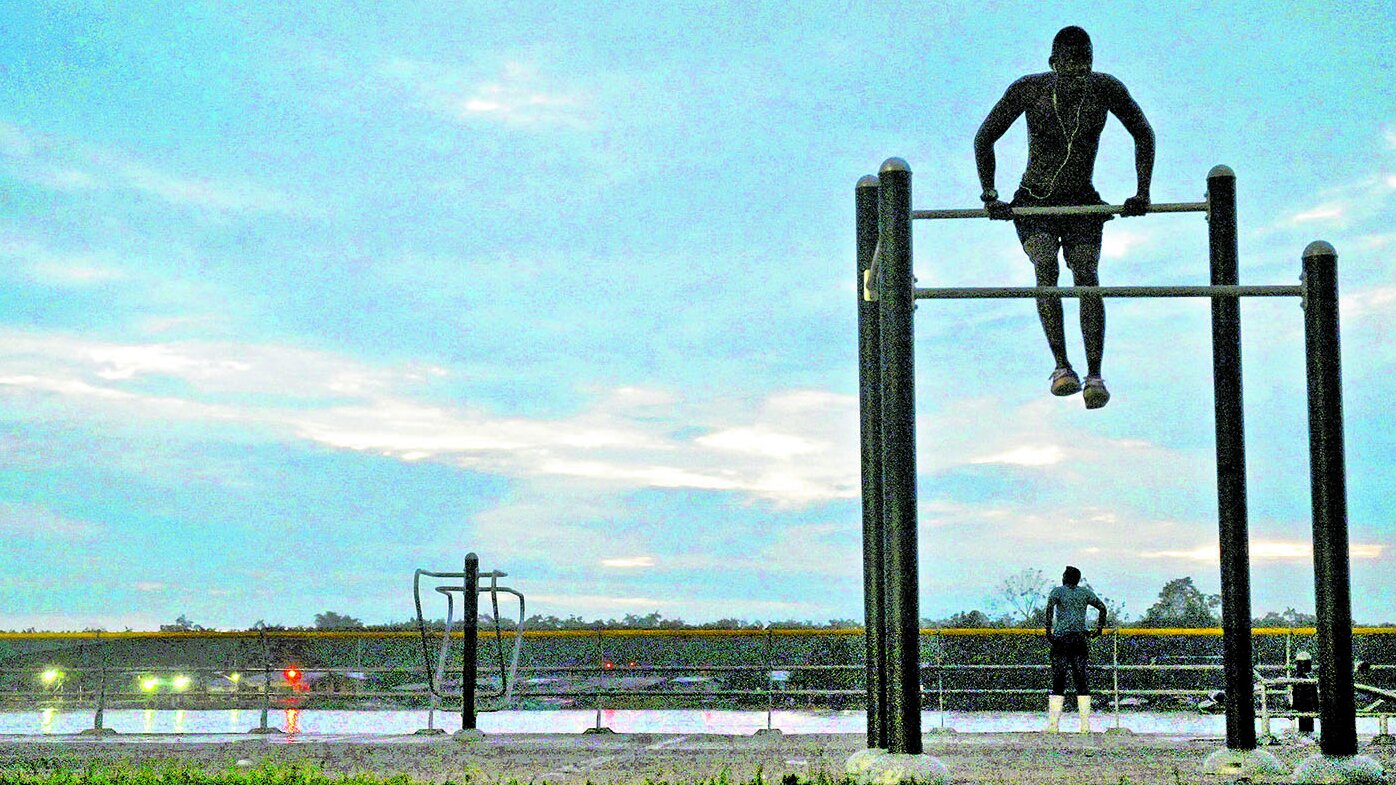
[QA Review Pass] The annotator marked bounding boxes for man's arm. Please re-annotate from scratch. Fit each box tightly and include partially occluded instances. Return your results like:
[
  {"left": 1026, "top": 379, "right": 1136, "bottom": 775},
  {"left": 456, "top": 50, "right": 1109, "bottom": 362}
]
[
  {"left": 1089, "top": 596, "right": 1109, "bottom": 637},
  {"left": 974, "top": 80, "right": 1028, "bottom": 219},
  {"left": 1043, "top": 598, "right": 1056, "bottom": 640},
  {"left": 1104, "top": 75, "right": 1155, "bottom": 216}
]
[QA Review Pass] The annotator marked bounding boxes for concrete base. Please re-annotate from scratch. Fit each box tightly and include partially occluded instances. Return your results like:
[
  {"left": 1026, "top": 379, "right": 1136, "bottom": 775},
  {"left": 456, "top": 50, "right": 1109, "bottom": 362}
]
[
  {"left": 1292, "top": 754, "right": 1385, "bottom": 784},
  {"left": 1103, "top": 726, "right": 1134, "bottom": 736},
  {"left": 582, "top": 726, "right": 615, "bottom": 735},
  {"left": 78, "top": 727, "right": 118, "bottom": 737},
  {"left": 1201, "top": 747, "right": 1288, "bottom": 777},
  {"left": 752, "top": 727, "right": 783, "bottom": 737},
  {"left": 452, "top": 728, "right": 485, "bottom": 742},
  {"left": 845, "top": 748, "right": 950, "bottom": 785},
  {"left": 247, "top": 726, "right": 284, "bottom": 735},
  {"left": 413, "top": 728, "right": 447, "bottom": 736}
]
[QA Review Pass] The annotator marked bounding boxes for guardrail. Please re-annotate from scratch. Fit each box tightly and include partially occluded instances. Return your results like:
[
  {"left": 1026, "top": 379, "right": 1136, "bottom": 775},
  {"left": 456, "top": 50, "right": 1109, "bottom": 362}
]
[{"left": 3, "top": 627, "right": 1393, "bottom": 736}]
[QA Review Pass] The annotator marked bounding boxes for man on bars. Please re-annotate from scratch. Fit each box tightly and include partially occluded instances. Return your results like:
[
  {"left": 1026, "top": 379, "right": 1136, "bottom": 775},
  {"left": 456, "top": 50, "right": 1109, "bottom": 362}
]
[
  {"left": 974, "top": 26, "right": 1155, "bottom": 409},
  {"left": 1044, "top": 565, "right": 1108, "bottom": 733}
]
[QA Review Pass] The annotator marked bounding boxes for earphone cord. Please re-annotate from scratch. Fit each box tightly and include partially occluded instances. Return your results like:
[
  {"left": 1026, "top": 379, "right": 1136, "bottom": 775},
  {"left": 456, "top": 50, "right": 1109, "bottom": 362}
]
[{"left": 1024, "top": 74, "right": 1089, "bottom": 201}]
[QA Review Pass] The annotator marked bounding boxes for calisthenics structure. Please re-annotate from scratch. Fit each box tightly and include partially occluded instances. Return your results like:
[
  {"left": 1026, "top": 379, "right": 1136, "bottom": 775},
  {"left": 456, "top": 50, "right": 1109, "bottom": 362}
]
[{"left": 856, "top": 159, "right": 1370, "bottom": 775}]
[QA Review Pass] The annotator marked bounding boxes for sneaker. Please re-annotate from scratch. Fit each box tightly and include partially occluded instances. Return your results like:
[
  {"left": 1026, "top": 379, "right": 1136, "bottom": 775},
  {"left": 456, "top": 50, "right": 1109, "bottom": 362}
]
[
  {"left": 1049, "top": 366, "right": 1081, "bottom": 397},
  {"left": 1083, "top": 376, "right": 1111, "bottom": 409}
]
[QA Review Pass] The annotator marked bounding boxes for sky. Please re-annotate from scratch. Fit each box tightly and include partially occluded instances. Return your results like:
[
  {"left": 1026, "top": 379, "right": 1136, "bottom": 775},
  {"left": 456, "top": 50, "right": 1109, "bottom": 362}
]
[{"left": 3, "top": 2, "right": 1395, "bottom": 631}]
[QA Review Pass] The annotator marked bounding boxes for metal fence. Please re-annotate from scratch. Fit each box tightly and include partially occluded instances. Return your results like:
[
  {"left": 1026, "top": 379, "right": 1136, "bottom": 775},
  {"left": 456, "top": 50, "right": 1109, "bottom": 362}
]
[{"left": 2, "top": 627, "right": 1394, "bottom": 736}]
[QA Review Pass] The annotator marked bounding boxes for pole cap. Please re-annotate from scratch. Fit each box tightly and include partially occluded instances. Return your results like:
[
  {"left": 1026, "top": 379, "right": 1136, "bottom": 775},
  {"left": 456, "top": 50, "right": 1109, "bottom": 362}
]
[
  {"left": 1295, "top": 650, "right": 1312, "bottom": 661},
  {"left": 880, "top": 157, "right": 910, "bottom": 174},
  {"left": 1207, "top": 164, "right": 1235, "bottom": 180},
  {"left": 857, "top": 174, "right": 880, "bottom": 189},
  {"left": 1303, "top": 240, "right": 1336, "bottom": 259}
]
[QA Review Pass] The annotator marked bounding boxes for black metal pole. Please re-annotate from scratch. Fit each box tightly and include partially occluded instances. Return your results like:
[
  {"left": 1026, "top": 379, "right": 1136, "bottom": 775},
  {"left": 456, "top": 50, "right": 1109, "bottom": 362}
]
[
  {"left": 1207, "top": 165, "right": 1257, "bottom": 750},
  {"left": 462, "top": 552, "right": 480, "bottom": 731},
  {"left": 1302, "top": 241, "right": 1358, "bottom": 757},
  {"left": 856, "top": 173, "right": 888, "bottom": 750},
  {"left": 877, "top": 157, "right": 921, "bottom": 755}
]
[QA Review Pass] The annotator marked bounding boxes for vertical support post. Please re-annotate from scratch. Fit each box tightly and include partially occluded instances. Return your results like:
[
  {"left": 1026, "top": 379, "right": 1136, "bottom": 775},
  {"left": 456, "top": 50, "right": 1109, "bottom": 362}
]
[
  {"left": 1301, "top": 241, "right": 1357, "bottom": 757},
  {"left": 856, "top": 173, "right": 887, "bottom": 749},
  {"left": 462, "top": 552, "right": 480, "bottom": 731},
  {"left": 1207, "top": 164, "right": 1257, "bottom": 749},
  {"left": 877, "top": 157, "right": 921, "bottom": 755}
]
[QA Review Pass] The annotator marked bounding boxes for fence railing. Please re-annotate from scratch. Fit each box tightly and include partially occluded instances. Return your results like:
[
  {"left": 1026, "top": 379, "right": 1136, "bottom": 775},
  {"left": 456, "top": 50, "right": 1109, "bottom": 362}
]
[{"left": 3, "top": 627, "right": 1394, "bottom": 736}]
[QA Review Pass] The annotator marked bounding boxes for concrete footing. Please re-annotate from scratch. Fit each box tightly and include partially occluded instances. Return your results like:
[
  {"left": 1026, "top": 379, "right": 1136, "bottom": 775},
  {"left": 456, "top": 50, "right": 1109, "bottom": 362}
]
[
  {"left": 1201, "top": 747, "right": 1288, "bottom": 777},
  {"left": 845, "top": 748, "right": 950, "bottom": 785},
  {"left": 78, "top": 727, "right": 118, "bottom": 737},
  {"left": 1291, "top": 753, "right": 1385, "bottom": 784}
]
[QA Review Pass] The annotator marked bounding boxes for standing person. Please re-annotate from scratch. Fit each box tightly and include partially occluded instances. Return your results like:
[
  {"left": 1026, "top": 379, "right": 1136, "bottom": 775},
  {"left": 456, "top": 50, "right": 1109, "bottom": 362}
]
[
  {"left": 974, "top": 26, "right": 1156, "bottom": 409},
  {"left": 1043, "top": 565, "right": 1108, "bottom": 733}
]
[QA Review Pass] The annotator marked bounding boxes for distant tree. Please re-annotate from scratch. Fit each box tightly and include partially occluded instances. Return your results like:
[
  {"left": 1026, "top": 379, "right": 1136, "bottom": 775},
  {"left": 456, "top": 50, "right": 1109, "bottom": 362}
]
[
  {"left": 994, "top": 568, "right": 1052, "bottom": 626},
  {"left": 1139, "top": 577, "right": 1220, "bottom": 627},
  {"left": 1254, "top": 608, "right": 1318, "bottom": 627},
  {"left": 943, "top": 610, "right": 995, "bottom": 628},
  {"left": 160, "top": 614, "right": 206, "bottom": 632},
  {"left": 313, "top": 611, "right": 365, "bottom": 630}
]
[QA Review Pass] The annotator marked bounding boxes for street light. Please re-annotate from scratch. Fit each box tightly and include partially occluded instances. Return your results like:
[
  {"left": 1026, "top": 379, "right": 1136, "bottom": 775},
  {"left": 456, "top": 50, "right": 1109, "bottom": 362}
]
[{"left": 39, "top": 668, "right": 63, "bottom": 686}]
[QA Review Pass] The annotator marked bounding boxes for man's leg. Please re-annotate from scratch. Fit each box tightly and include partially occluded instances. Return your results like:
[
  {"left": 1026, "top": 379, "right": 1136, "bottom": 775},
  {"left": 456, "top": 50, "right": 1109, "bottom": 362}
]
[
  {"left": 1047, "top": 646, "right": 1067, "bottom": 733},
  {"left": 1069, "top": 644, "right": 1092, "bottom": 733},
  {"left": 1066, "top": 242, "right": 1110, "bottom": 409},
  {"left": 1027, "top": 236, "right": 1069, "bottom": 368},
  {"left": 1065, "top": 245, "right": 1104, "bottom": 377}
]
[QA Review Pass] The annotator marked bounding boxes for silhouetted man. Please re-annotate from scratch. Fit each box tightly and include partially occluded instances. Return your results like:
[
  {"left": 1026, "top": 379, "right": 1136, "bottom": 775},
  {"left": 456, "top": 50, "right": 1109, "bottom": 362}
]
[
  {"left": 974, "top": 26, "right": 1155, "bottom": 409},
  {"left": 1043, "top": 565, "right": 1107, "bottom": 733}
]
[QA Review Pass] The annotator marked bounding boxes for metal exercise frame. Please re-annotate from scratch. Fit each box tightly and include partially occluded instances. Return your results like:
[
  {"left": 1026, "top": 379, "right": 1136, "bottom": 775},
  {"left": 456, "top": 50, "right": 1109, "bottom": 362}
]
[
  {"left": 413, "top": 553, "right": 526, "bottom": 735},
  {"left": 856, "top": 159, "right": 1359, "bottom": 760}
]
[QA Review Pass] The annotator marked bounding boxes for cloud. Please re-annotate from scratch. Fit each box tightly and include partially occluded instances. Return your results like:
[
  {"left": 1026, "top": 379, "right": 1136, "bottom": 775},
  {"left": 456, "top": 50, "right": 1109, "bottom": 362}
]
[
  {"left": 1288, "top": 203, "right": 1347, "bottom": 224},
  {"left": 1101, "top": 230, "right": 1150, "bottom": 260},
  {"left": 1139, "top": 539, "right": 1384, "bottom": 562},
  {"left": 970, "top": 444, "right": 1065, "bottom": 467},
  {"left": 0, "top": 122, "right": 306, "bottom": 214},
  {"left": 0, "top": 502, "right": 104, "bottom": 540},
  {"left": 601, "top": 556, "right": 657, "bottom": 569},
  {"left": 380, "top": 58, "right": 590, "bottom": 129}
]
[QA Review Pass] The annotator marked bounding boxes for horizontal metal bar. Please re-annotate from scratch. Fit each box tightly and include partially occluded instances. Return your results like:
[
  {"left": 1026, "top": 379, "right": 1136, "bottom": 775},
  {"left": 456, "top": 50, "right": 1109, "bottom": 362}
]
[
  {"left": 912, "top": 201, "right": 1209, "bottom": 220},
  {"left": 914, "top": 285, "right": 1304, "bottom": 300}
]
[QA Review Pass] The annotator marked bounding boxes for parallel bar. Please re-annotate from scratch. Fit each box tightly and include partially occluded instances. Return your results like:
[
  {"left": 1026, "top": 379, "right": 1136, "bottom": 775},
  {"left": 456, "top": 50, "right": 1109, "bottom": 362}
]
[
  {"left": 854, "top": 174, "right": 887, "bottom": 750},
  {"left": 914, "top": 285, "right": 1302, "bottom": 300},
  {"left": 877, "top": 158, "right": 922, "bottom": 756},
  {"left": 1207, "top": 165, "right": 1257, "bottom": 750},
  {"left": 912, "top": 201, "right": 1208, "bottom": 220},
  {"left": 1302, "top": 241, "right": 1359, "bottom": 758}
]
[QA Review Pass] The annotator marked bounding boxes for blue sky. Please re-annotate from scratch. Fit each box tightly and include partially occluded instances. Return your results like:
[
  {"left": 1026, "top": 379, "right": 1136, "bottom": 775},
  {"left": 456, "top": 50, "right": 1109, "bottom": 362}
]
[{"left": 3, "top": 2, "right": 1394, "bottom": 630}]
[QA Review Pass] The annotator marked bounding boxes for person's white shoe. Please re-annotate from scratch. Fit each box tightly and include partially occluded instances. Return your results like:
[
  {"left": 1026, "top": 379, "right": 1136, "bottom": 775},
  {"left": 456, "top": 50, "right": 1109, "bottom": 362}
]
[
  {"left": 1045, "top": 694, "right": 1064, "bottom": 733},
  {"left": 1077, "top": 695, "right": 1092, "bottom": 733}
]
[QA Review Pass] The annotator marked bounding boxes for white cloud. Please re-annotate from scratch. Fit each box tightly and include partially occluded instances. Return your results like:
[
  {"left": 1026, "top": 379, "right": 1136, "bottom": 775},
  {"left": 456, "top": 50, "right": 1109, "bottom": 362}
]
[
  {"left": 601, "top": 556, "right": 657, "bottom": 569},
  {"left": 1289, "top": 203, "right": 1347, "bottom": 224},
  {"left": 970, "top": 443, "right": 1065, "bottom": 467},
  {"left": 134, "top": 582, "right": 168, "bottom": 592},
  {"left": 0, "top": 121, "right": 306, "bottom": 214},
  {"left": 0, "top": 502, "right": 104, "bottom": 540},
  {"left": 381, "top": 58, "right": 590, "bottom": 129},
  {"left": 1139, "top": 539, "right": 1384, "bottom": 562},
  {"left": 1101, "top": 230, "right": 1150, "bottom": 260}
]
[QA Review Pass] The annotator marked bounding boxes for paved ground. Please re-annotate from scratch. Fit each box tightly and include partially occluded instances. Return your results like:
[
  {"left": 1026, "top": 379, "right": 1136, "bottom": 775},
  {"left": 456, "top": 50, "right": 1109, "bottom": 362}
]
[{"left": 1, "top": 731, "right": 1393, "bottom": 783}]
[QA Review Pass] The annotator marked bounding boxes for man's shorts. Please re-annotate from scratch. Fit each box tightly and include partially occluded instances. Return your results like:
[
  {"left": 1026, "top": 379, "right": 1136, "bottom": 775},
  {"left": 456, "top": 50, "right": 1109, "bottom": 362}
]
[{"left": 1011, "top": 187, "right": 1112, "bottom": 270}]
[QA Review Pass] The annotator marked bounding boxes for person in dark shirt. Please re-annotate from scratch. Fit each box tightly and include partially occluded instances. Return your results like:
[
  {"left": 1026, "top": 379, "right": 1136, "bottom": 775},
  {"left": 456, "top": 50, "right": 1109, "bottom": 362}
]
[
  {"left": 974, "top": 26, "right": 1155, "bottom": 409},
  {"left": 1043, "top": 565, "right": 1108, "bottom": 732}
]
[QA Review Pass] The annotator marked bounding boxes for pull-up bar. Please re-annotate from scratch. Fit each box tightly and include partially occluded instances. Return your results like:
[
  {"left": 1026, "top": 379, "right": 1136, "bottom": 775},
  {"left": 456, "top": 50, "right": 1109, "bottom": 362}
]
[
  {"left": 914, "top": 284, "right": 1304, "bottom": 299},
  {"left": 913, "top": 201, "right": 1207, "bottom": 220}
]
